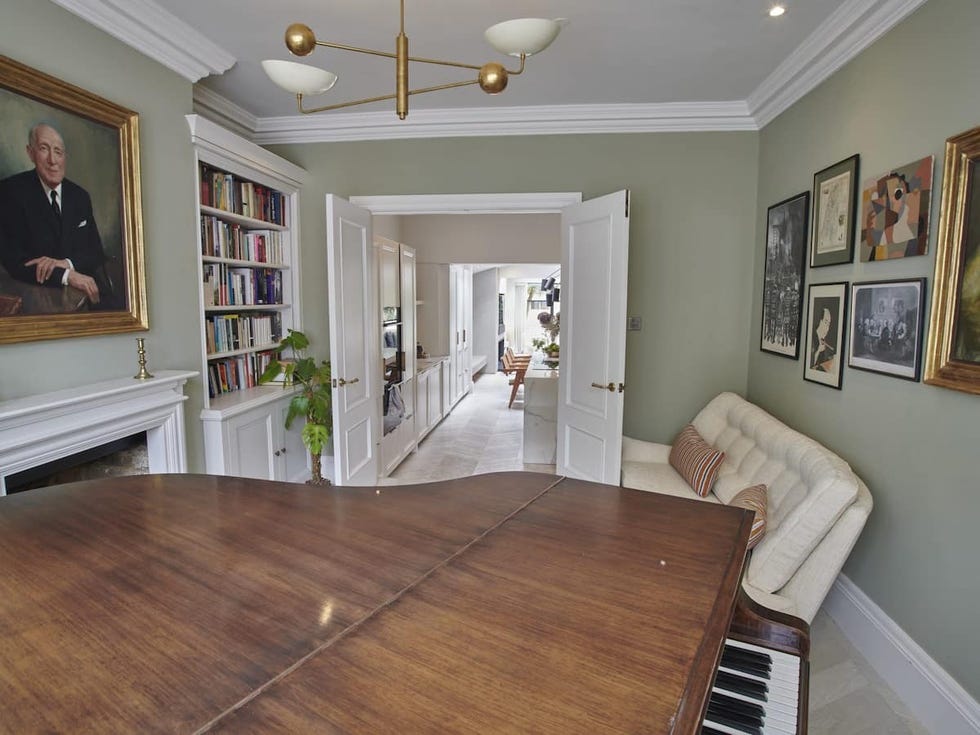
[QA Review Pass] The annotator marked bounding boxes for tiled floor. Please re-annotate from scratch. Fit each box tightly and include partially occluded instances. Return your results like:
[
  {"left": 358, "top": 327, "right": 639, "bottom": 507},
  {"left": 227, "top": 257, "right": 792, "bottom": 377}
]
[{"left": 386, "top": 372, "right": 931, "bottom": 734}]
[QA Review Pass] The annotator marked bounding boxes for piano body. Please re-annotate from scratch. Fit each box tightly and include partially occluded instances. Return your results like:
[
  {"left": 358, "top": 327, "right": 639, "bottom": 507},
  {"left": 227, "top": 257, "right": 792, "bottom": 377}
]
[{"left": 0, "top": 472, "right": 807, "bottom": 733}]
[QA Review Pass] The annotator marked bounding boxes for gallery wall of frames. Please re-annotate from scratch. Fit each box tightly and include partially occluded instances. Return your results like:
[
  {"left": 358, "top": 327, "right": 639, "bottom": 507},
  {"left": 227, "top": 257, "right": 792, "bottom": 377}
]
[{"left": 760, "top": 123, "right": 980, "bottom": 396}]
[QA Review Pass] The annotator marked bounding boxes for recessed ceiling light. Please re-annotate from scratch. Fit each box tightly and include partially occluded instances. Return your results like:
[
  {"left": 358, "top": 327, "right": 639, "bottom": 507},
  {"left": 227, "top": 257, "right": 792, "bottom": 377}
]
[{"left": 769, "top": 5, "right": 786, "bottom": 17}]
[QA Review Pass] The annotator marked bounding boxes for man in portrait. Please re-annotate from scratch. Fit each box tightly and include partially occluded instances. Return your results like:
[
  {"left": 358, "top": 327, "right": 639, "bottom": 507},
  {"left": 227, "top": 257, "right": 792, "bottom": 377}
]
[{"left": 0, "top": 122, "right": 115, "bottom": 309}]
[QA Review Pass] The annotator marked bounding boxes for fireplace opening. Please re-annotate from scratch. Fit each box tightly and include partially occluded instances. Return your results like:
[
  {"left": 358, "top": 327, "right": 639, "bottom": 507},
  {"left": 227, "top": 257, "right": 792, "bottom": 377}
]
[{"left": 5, "top": 432, "right": 149, "bottom": 495}]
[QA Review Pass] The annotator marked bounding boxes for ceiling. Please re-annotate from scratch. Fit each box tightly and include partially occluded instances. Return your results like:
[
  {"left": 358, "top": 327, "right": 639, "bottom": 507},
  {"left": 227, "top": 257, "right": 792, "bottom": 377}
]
[{"left": 52, "top": 0, "right": 926, "bottom": 142}]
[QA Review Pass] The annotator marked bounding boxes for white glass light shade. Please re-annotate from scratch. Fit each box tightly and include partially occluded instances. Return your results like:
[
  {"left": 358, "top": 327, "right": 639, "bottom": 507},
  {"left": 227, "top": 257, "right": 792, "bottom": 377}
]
[
  {"left": 262, "top": 59, "right": 338, "bottom": 95},
  {"left": 484, "top": 18, "right": 562, "bottom": 57}
]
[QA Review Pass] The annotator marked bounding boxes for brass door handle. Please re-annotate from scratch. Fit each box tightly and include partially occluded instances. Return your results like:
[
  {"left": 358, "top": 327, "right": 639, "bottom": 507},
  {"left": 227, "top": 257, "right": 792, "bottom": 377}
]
[
  {"left": 591, "top": 382, "right": 616, "bottom": 392},
  {"left": 337, "top": 377, "right": 360, "bottom": 387}
]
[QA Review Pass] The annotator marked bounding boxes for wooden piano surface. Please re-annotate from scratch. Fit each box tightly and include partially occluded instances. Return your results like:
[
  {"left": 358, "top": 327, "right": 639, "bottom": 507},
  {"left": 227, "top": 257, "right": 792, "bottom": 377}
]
[{"left": 0, "top": 472, "right": 759, "bottom": 734}]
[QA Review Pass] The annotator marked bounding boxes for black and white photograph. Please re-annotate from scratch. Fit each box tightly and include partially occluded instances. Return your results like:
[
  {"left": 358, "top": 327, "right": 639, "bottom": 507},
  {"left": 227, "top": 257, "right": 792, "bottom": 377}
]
[
  {"left": 804, "top": 282, "right": 848, "bottom": 389},
  {"left": 761, "top": 191, "right": 809, "bottom": 358},
  {"left": 849, "top": 278, "right": 926, "bottom": 381}
]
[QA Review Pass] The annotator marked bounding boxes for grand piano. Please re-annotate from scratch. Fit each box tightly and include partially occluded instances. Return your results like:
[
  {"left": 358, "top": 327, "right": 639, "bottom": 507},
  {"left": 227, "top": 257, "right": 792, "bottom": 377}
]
[{"left": 0, "top": 472, "right": 807, "bottom": 733}]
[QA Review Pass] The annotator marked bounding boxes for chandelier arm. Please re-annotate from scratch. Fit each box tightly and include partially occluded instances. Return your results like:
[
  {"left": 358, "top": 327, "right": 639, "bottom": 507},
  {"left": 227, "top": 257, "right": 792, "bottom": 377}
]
[
  {"left": 407, "top": 78, "right": 481, "bottom": 96},
  {"left": 504, "top": 54, "right": 527, "bottom": 76},
  {"left": 296, "top": 91, "right": 398, "bottom": 114},
  {"left": 406, "top": 55, "right": 483, "bottom": 72},
  {"left": 294, "top": 77, "right": 479, "bottom": 115},
  {"left": 314, "top": 39, "right": 398, "bottom": 60}
]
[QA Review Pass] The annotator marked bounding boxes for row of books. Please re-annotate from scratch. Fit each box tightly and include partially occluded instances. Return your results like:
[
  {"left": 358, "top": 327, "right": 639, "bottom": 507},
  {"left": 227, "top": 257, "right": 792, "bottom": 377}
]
[
  {"left": 201, "top": 216, "right": 286, "bottom": 264},
  {"left": 199, "top": 164, "right": 287, "bottom": 226},
  {"left": 205, "top": 312, "right": 282, "bottom": 355},
  {"left": 207, "top": 349, "right": 279, "bottom": 398},
  {"left": 203, "top": 263, "right": 283, "bottom": 307}
]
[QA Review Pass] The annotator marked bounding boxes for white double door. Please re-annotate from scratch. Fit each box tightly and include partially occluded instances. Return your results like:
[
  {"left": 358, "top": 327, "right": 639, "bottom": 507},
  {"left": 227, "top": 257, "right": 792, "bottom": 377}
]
[{"left": 326, "top": 191, "right": 629, "bottom": 487}]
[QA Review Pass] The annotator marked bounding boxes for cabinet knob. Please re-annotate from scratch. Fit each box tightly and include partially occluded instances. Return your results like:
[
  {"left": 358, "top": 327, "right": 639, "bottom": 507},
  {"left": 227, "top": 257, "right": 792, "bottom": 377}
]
[
  {"left": 281, "top": 447, "right": 287, "bottom": 453},
  {"left": 274, "top": 450, "right": 281, "bottom": 457}
]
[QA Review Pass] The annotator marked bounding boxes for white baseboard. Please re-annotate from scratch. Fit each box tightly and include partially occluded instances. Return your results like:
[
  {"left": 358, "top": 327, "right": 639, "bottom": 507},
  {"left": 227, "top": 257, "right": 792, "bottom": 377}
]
[{"left": 824, "top": 575, "right": 980, "bottom": 735}]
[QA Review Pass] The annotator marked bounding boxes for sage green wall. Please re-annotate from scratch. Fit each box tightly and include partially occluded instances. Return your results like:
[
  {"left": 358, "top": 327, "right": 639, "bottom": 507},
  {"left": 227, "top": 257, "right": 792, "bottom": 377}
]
[
  {"left": 270, "top": 132, "right": 759, "bottom": 441},
  {"left": 749, "top": 0, "right": 980, "bottom": 698},
  {"left": 0, "top": 0, "right": 205, "bottom": 470}
]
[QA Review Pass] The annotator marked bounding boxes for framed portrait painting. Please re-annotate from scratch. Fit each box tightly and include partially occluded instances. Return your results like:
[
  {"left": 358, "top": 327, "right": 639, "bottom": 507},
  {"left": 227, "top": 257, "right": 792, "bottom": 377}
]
[
  {"left": 811, "top": 154, "right": 859, "bottom": 267},
  {"left": 0, "top": 55, "right": 147, "bottom": 344},
  {"left": 803, "top": 282, "right": 848, "bottom": 389},
  {"left": 925, "top": 125, "right": 980, "bottom": 394},
  {"left": 848, "top": 278, "right": 926, "bottom": 381},
  {"left": 761, "top": 191, "right": 809, "bottom": 358}
]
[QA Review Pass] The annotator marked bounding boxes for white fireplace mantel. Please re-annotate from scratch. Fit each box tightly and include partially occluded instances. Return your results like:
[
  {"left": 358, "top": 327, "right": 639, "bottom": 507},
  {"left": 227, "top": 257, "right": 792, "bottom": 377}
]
[{"left": 0, "top": 370, "right": 197, "bottom": 495}]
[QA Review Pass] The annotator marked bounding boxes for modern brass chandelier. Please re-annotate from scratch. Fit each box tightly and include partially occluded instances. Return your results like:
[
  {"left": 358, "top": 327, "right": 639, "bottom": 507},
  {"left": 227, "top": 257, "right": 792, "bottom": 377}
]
[{"left": 262, "top": 1, "right": 563, "bottom": 120}]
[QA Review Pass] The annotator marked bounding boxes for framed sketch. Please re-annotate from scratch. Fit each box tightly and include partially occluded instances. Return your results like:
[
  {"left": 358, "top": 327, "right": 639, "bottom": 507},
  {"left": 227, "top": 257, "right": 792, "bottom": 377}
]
[
  {"left": 811, "top": 154, "right": 859, "bottom": 267},
  {"left": 860, "top": 156, "right": 934, "bottom": 261},
  {"left": 804, "top": 282, "right": 848, "bottom": 389},
  {"left": 925, "top": 125, "right": 980, "bottom": 394},
  {"left": 848, "top": 279, "right": 926, "bottom": 380},
  {"left": 761, "top": 191, "right": 810, "bottom": 358},
  {"left": 0, "top": 54, "right": 147, "bottom": 344}
]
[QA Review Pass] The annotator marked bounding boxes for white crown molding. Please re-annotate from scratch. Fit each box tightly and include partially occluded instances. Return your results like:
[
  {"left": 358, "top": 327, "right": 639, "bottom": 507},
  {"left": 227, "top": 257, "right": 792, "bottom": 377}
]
[
  {"left": 825, "top": 575, "right": 980, "bottom": 735},
  {"left": 748, "top": 0, "right": 929, "bottom": 127},
  {"left": 186, "top": 115, "right": 308, "bottom": 188},
  {"left": 251, "top": 101, "right": 756, "bottom": 145},
  {"left": 65, "top": 0, "right": 924, "bottom": 139},
  {"left": 193, "top": 86, "right": 259, "bottom": 142},
  {"left": 50, "top": 0, "right": 235, "bottom": 82},
  {"left": 350, "top": 192, "right": 583, "bottom": 215}
]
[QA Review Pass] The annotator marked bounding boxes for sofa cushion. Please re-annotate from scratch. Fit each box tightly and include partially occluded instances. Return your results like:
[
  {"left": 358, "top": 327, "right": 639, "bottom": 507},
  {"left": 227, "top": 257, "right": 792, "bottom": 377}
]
[
  {"left": 729, "top": 484, "right": 767, "bottom": 549},
  {"left": 691, "top": 393, "right": 859, "bottom": 593},
  {"left": 621, "top": 460, "right": 720, "bottom": 503},
  {"left": 668, "top": 424, "right": 725, "bottom": 497}
]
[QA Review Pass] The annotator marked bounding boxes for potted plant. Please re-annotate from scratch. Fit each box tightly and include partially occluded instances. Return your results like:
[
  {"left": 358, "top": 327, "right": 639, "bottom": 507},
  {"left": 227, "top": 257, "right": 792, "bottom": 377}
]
[
  {"left": 544, "top": 342, "right": 560, "bottom": 359},
  {"left": 259, "top": 329, "right": 332, "bottom": 485}
]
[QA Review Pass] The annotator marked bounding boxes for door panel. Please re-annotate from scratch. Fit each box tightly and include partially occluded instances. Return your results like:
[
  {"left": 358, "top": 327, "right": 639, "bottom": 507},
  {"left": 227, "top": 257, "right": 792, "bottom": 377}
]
[
  {"left": 326, "top": 195, "right": 380, "bottom": 486},
  {"left": 557, "top": 190, "right": 630, "bottom": 485}
]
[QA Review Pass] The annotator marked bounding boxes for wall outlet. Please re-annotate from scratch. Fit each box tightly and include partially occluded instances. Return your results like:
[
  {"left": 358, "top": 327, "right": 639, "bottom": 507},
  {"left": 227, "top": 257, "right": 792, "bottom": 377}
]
[{"left": 627, "top": 316, "right": 642, "bottom": 331}]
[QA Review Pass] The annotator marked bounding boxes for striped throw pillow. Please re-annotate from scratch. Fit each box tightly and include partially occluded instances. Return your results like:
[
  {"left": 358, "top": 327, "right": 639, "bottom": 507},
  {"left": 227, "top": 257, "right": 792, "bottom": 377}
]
[
  {"left": 668, "top": 424, "right": 725, "bottom": 497},
  {"left": 729, "top": 484, "right": 768, "bottom": 549}
]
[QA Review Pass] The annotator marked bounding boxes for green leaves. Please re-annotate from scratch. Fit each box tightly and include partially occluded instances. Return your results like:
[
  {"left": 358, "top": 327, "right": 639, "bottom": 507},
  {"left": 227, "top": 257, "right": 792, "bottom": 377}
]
[
  {"left": 256, "top": 331, "right": 333, "bottom": 461},
  {"left": 302, "top": 423, "right": 330, "bottom": 456}
]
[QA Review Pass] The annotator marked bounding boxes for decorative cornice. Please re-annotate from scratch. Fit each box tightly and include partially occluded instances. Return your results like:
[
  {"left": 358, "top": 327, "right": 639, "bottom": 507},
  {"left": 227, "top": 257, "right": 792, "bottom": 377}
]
[
  {"left": 192, "top": 86, "right": 258, "bottom": 142},
  {"left": 748, "top": 0, "right": 929, "bottom": 127},
  {"left": 50, "top": 0, "right": 235, "bottom": 82},
  {"left": 251, "top": 101, "right": 756, "bottom": 145},
  {"left": 63, "top": 0, "right": 926, "bottom": 140},
  {"left": 350, "top": 193, "right": 583, "bottom": 215},
  {"left": 186, "top": 115, "right": 308, "bottom": 188}
]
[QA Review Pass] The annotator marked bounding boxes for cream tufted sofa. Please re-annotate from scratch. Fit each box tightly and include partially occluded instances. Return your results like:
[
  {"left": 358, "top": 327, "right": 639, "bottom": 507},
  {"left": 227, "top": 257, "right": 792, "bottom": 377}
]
[{"left": 621, "top": 392, "right": 872, "bottom": 623}]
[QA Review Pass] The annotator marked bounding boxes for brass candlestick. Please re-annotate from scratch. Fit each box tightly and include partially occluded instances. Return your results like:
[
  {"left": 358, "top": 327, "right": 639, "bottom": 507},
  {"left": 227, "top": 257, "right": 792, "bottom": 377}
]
[{"left": 134, "top": 337, "right": 154, "bottom": 380}]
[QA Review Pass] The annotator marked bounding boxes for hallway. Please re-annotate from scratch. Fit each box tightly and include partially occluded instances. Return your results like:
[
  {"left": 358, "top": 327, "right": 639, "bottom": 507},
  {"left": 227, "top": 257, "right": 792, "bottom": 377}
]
[{"left": 383, "top": 371, "right": 554, "bottom": 485}]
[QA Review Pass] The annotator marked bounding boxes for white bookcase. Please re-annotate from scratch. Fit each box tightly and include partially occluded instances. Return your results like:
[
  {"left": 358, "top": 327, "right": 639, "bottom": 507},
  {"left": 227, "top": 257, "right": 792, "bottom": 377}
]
[{"left": 186, "top": 115, "right": 310, "bottom": 482}]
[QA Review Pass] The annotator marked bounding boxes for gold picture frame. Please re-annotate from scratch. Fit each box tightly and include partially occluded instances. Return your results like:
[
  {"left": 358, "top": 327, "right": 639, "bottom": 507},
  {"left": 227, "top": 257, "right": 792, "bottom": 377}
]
[
  {"left": 0, "top": 55, "right": 147, "bottom": 344},
  {"left": 924, "top": 125, "right": 980, "bottom": 394}
]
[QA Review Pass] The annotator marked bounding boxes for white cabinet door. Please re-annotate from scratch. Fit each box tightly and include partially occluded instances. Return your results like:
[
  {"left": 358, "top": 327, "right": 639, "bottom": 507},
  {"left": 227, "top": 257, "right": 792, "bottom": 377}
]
[
  {"left": 556, "top": 190, "right": 630, "bottom": 485},
  {"left": 416, "top": 369, "right": 429, "bottom": 439},
  {"left": 225, "top": 405, "right": 278, "bottom": 480},
  {"left": 429, "top": 362, "right": 445, "bottom": 429},
  {"left": 278, "top": 400, "right": 309, "bottom": 482}
]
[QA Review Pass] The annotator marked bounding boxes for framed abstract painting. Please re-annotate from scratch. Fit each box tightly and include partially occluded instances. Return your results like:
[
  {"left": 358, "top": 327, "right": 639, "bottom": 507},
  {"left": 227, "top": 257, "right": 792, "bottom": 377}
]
[{"left": 859, "top": 156, "right": 934, "bottom": 262}]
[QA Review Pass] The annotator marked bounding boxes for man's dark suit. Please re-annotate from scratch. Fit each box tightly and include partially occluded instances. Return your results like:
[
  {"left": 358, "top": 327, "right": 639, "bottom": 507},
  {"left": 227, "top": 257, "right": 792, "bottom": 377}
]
[{"left": 0, "top": 169, "right": 113, "bottom": 302}]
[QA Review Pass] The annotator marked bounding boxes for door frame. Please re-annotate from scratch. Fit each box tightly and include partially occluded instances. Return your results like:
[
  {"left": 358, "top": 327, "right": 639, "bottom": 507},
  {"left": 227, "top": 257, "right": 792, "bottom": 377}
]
[{"left": 350, "top": 192, "right": 582, "bottom": 216}]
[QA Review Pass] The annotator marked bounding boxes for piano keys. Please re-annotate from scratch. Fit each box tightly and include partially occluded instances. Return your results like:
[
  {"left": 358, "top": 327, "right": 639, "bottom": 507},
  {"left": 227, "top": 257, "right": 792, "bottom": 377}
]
[{"left": 700, "top": 589, "right": 811, "bottom": 734}]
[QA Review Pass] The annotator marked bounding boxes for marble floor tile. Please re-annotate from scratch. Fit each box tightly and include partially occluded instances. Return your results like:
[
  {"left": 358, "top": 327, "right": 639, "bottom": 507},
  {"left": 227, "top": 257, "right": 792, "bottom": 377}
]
[{"left": 385, "top": 372, "right": 928, "bottom": 734}]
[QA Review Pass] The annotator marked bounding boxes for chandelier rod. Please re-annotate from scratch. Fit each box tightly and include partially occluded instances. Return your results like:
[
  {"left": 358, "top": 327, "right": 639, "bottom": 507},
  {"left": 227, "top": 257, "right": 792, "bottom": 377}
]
[{"left": 297, "top": 76, "right": 492, "bottom": 115}]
